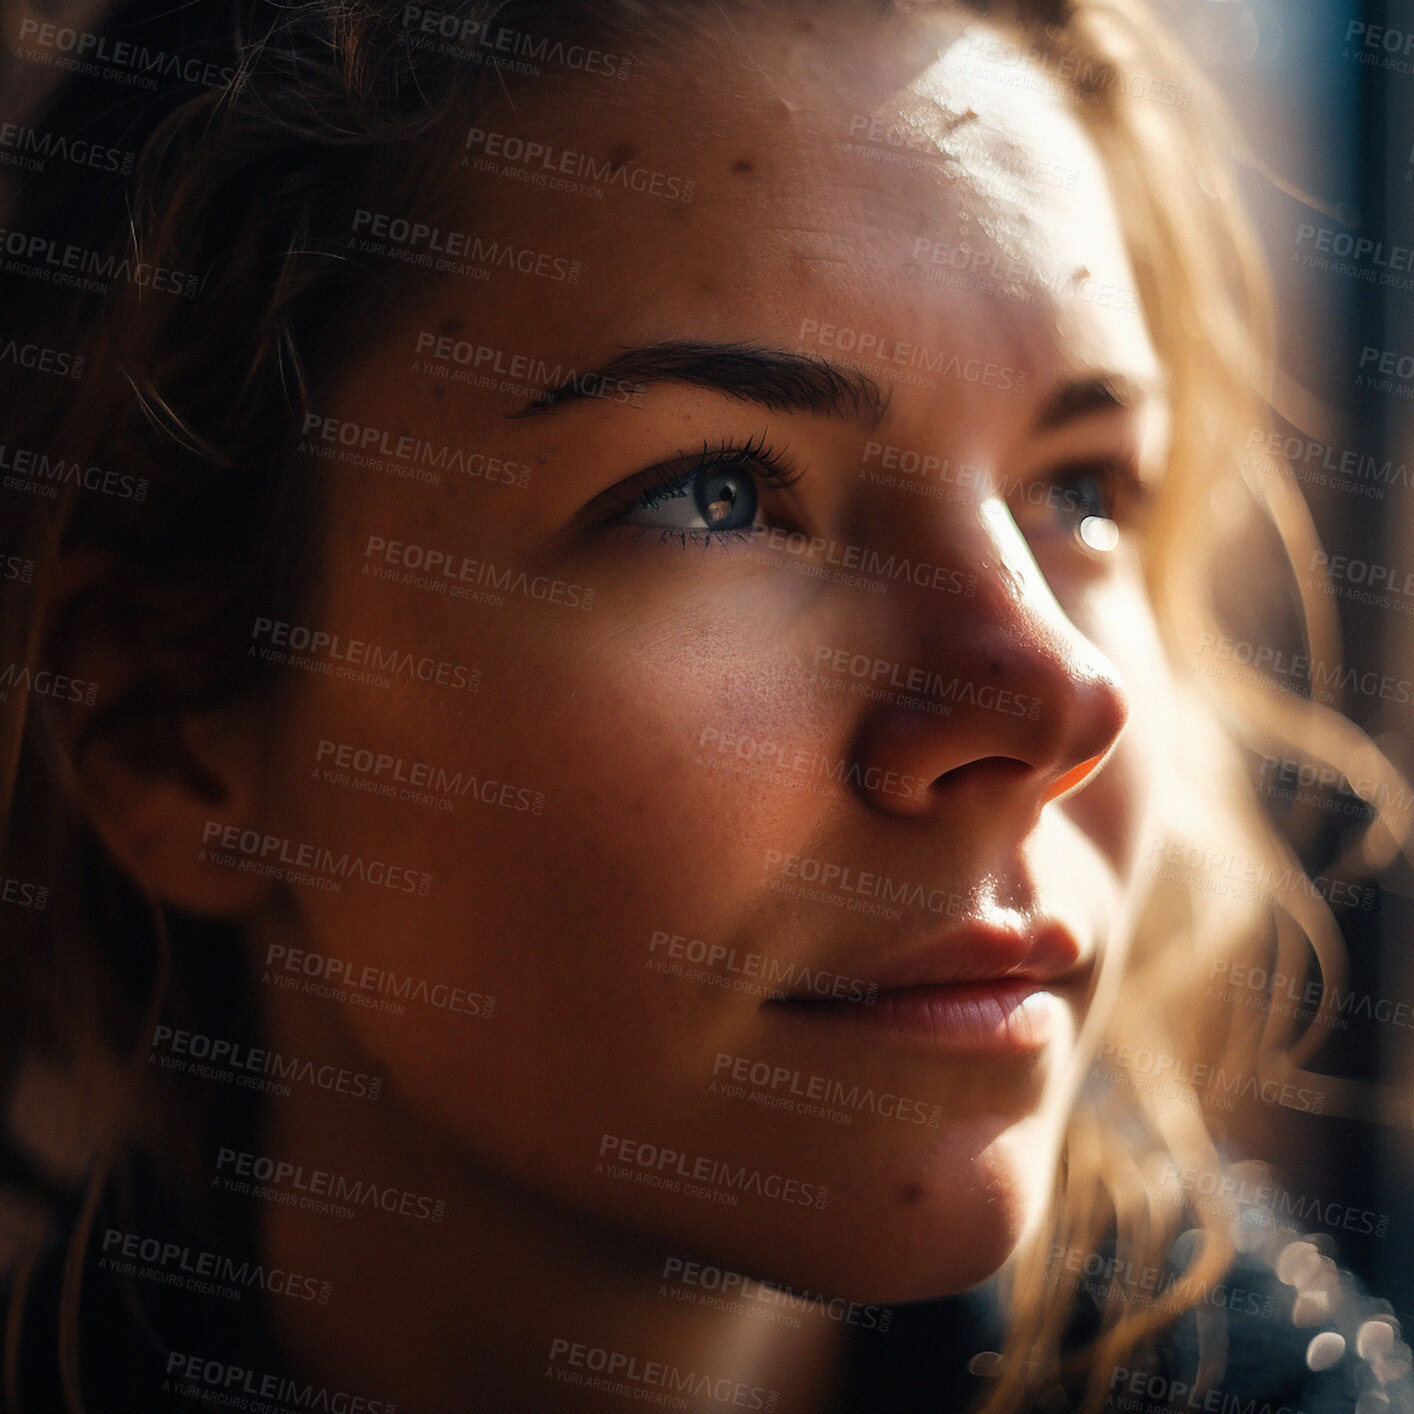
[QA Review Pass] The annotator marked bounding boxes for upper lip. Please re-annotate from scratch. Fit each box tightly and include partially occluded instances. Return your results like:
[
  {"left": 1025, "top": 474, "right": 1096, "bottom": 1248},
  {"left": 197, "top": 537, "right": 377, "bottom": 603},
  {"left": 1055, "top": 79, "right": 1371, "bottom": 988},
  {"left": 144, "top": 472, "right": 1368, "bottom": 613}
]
[{"left": 776, "top": 918, "right": 1088, "bottom": 1001}]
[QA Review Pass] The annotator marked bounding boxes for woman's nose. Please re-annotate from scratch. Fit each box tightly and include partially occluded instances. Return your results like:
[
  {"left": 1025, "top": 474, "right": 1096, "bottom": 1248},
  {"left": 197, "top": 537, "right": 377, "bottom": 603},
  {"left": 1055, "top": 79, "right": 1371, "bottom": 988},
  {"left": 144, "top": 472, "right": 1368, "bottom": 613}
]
[{"left": 845, "top": 497, "right": 1130, "bottom": 818}]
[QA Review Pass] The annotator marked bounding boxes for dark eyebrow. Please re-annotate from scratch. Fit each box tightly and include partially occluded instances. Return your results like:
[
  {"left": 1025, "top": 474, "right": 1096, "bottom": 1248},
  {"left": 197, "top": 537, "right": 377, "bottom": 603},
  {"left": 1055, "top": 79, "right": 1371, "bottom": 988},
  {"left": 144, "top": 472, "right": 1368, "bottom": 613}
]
[
  {"left": 1032, "top": 374, "right": 1153, "bottom": 434},
  {"left": 506, "top": 340, "right": 890, "bottom": 426}
]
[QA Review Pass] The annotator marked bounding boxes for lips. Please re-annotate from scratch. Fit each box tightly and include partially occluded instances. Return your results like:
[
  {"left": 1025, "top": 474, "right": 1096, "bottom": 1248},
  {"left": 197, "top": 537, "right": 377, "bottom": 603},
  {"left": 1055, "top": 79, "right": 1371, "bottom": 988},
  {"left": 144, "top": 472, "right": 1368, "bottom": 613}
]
[
  {"left": 763, "top": 918, "right": 1089, "bottom": 1056},
  {"left": 779, "top": 917, "right": 1086, "bottom": 997}
]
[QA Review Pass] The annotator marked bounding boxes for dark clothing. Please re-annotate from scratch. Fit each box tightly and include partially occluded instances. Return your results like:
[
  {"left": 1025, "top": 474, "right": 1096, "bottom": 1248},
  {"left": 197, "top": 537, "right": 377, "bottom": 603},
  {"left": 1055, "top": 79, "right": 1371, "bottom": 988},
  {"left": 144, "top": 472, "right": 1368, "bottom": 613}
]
[{"left": 6, "top": 1172, "right": 1409, "bottom": 1414}]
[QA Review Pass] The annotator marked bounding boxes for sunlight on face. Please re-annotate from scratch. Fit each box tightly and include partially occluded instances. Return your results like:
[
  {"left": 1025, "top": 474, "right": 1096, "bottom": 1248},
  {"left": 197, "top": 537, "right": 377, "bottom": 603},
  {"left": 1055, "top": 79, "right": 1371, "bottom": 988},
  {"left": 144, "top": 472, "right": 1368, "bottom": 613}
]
[{"left": 247, "top": 7, "right": 1182, "bottom": 1304}]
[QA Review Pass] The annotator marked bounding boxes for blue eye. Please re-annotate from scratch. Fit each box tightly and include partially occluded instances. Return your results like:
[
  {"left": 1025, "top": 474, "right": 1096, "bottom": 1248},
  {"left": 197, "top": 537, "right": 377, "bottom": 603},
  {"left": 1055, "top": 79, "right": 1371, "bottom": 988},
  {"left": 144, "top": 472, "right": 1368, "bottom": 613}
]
[
  {"left": 603, "top": 433, "right": 801, "bottom": 547},
  {"left": 1064, "top": 469, "right": 1123, "bottom": 551},
  {"left": 627, "top": 457, "right": 761, "bottom": 534},
  {"left": 1014, "top": 460, "right": 1155, "bottom": 556}
]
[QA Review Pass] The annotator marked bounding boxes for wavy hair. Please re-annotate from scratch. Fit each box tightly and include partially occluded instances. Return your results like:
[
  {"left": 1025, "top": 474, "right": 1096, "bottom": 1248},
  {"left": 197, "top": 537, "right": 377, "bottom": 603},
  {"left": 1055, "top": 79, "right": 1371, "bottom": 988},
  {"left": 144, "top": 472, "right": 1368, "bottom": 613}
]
[{"left": 0, "top": 1, "right": 1407, "bottom": 1411}]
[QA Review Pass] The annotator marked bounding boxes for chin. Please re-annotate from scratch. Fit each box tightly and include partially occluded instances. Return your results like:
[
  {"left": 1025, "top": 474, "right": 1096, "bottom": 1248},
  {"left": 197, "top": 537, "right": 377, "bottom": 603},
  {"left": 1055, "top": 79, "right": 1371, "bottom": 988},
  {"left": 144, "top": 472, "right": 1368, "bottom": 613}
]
[{"left": 691, "top": 1118, "right": 1059, "bottom": 1307}]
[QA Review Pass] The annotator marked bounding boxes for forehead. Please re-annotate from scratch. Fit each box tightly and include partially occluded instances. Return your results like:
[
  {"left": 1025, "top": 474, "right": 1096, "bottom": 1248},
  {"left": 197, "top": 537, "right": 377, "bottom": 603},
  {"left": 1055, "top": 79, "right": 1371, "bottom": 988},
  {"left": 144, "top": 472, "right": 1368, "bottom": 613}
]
[{"left": 398, "top": 9, "right": 1158, "bottom": 430}]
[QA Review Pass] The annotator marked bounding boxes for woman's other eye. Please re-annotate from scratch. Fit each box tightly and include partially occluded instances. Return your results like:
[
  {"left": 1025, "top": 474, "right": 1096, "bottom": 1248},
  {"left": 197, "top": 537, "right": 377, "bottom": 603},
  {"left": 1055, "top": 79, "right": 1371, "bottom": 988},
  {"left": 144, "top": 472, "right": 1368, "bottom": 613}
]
[
  {"left": 1011, "top": 459, "right": 1156, "bottom": 558},
  {"left": 595, "top": 433, "right": 802, "bottom": 548}
]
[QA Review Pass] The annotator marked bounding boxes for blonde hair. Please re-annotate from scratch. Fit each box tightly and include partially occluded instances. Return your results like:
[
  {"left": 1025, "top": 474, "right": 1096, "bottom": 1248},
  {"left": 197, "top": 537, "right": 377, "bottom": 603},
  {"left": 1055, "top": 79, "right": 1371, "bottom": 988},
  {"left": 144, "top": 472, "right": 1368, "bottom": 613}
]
[{"left": 0, "top": 2, "right": 1406, "bottom": 1411}]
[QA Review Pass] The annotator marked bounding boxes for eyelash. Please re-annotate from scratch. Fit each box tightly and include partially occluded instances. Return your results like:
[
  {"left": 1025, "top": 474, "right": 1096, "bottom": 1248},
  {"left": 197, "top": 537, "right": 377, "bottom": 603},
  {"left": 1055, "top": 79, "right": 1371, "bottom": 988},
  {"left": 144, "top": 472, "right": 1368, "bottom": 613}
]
[
  {"left": 600, "top": 441, "right": 1154, "bottom": 553},
  {"left": 1036, "top": 458, "right": 1156, "bottom": 534},
  {"left": 601, "top": 432, "right": 804, "bottom": 548}
]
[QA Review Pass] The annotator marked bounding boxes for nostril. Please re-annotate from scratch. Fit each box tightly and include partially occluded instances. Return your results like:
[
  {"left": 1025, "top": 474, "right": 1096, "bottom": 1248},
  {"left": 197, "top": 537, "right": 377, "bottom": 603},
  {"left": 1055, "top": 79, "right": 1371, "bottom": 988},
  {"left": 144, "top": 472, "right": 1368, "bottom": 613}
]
[{"left": 1042, "top": 752, "right": 1109, "bottom": 805}]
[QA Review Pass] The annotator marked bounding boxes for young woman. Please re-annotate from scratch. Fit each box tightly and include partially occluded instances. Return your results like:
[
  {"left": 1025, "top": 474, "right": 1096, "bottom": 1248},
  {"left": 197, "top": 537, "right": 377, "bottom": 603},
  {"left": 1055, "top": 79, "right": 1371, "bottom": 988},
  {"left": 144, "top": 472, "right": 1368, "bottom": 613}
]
[{"left": 1, "top": 0, "right": 1408, "bottom": 1410}]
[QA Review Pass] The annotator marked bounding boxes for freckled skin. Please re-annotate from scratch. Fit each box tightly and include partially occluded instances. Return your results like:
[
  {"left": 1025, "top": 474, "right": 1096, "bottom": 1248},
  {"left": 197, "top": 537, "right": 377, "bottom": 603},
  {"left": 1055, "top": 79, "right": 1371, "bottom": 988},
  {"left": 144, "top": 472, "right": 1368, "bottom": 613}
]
[{"left": 241, "top": 6, "right": 1186, "bottom": 1409}]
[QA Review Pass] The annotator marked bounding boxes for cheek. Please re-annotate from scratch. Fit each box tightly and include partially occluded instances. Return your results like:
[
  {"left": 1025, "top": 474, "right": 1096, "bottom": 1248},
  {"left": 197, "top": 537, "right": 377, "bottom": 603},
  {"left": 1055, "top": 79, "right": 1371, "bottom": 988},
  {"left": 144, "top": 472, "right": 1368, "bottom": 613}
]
[{"left": 258, "top": 549, "right": 844, "bottom": 1124}]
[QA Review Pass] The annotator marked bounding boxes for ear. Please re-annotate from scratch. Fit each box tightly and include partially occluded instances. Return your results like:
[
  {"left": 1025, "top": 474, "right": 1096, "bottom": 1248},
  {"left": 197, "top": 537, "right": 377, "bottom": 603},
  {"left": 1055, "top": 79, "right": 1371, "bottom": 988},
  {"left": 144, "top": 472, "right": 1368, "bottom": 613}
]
[{"left": 41, "top": 552, "right": 277, "bottom": 918}]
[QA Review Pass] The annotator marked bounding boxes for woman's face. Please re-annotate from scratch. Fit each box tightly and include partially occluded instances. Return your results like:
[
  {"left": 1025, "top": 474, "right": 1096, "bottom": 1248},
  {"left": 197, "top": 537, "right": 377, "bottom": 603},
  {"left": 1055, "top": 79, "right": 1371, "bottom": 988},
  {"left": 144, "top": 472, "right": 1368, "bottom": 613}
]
[{"left": 243, "top": 7, "right": 1179, "bottom": 1301}]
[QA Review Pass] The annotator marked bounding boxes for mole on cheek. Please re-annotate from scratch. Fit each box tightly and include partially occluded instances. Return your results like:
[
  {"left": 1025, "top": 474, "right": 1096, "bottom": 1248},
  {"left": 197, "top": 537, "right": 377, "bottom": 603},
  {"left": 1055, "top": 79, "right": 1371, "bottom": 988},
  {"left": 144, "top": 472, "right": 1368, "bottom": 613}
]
[
  {"left": 607, "top": 142, "right": 638, "bottom": 164},
  {"left": 731, "top": 156, "right": 756, "bottom": 175}
]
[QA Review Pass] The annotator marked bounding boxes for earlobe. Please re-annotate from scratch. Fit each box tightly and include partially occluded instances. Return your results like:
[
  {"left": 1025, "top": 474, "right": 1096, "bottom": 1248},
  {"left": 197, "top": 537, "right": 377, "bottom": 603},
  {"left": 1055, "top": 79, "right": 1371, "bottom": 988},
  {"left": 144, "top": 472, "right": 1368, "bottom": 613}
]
[
  {"left": 68, "top": 704, "right": 277, "bottom": 918},
  {"left": 38, "top": 553, "right": 278, "bottom": 918}
]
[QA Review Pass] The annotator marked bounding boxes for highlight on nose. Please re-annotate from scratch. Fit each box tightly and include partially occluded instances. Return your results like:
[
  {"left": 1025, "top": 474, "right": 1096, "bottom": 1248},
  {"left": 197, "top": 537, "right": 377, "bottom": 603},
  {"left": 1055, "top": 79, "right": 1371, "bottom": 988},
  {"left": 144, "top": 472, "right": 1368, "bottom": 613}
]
[{"left": 1041, "top": 750, "right": 1110, "bottom": 805}]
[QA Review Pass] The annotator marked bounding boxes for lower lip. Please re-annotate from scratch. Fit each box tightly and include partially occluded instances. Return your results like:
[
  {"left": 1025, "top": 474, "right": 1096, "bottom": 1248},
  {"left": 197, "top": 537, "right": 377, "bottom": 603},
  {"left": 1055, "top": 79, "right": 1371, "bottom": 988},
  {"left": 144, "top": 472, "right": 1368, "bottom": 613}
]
[{"left": 766, "top": 980, "right": 1069, "bottom": 1056}]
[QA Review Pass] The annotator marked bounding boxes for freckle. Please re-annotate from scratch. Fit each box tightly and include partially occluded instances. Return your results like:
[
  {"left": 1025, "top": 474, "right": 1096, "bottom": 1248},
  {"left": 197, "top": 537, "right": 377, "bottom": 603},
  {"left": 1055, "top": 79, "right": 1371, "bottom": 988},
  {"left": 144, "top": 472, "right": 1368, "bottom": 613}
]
[
  {"left": 431, "top": 386, "right": 445, "bottom": 402},
  {"left": 989, "top": 659, "right": 1003, "bottom": 675},
  {"left": 438, "top": 315, "right": 462, "bottom": 336},
  {"left": 731, "top": 156, "right": 756, "bottom": 175},
  {"left": 896, "top": 1183, "right": 924, "bottom": 1207},
  {"left": 607, "top": 142, "right": 637, "bottom": 164}
]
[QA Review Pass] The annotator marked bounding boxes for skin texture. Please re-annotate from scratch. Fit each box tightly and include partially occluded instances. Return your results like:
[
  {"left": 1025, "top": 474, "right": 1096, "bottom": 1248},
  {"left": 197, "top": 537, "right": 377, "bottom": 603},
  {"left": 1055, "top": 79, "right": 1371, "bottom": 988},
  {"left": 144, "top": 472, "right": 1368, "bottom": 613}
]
[{"left": 76, "top": 7, "right": 1186, "bottom": 1412}]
